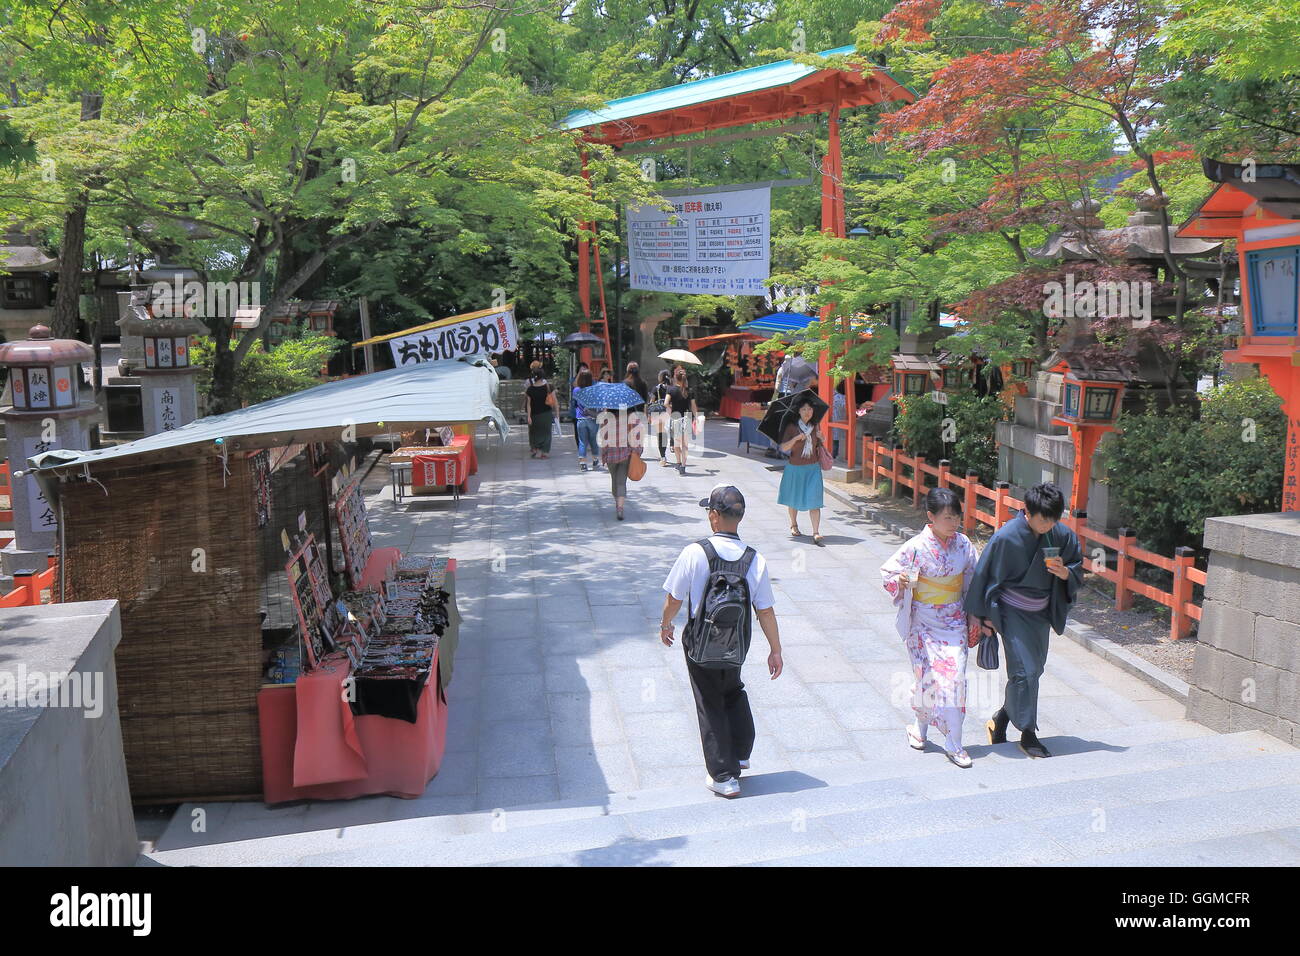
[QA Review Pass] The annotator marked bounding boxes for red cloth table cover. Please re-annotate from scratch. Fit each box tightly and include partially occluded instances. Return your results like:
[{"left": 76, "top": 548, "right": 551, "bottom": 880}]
[
  {"left": 719, "top": 385, "right": 773, "bottom": 420},
  {"left": 256, "top": 560, "right": 456, "bottom": 804}
]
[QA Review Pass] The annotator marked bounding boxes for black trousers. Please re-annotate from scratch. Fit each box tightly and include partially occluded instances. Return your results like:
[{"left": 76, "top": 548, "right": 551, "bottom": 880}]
[{"left": 684, "top": 651, "right": 755, "bottom": 782}]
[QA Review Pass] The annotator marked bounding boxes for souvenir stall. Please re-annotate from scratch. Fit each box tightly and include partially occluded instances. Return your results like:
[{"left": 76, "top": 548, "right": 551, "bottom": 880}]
[
  {"left": 387, "top": 425, "right": 480, "bottom": 504},
  {"left": 686, "top": 331, "right": 775, "bottom": 418},
  {"left": 33, "top": 360, "right": 506, "bottom": 804}
]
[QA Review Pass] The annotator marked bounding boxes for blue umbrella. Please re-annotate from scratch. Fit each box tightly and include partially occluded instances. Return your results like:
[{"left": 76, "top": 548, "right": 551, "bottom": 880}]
[{"left": 573, "top": 382, "right": 643, "bottom": 410}]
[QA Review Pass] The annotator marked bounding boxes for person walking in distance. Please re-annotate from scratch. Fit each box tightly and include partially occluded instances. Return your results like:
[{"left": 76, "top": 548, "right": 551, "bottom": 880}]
[
  {"left": 524, "top": 361, "right": 558, "bottom": 459},
  {"left": 572, "top": 369, "right": 600, "bottom": 472},
  {"left": 570, "top": 361, "right": 590, "bottom": 452},
  {"left": 651, "top": 370, "right": 672, "bottom": 466},
  {"left": 624, "top": 361, "right": 650, "bottom": 404},
  {"left": 666, "top": 366, "right": 699, "bottom": 476},
  {"left": 777, "top": 395, "right": 827, "bottom": 545},
  {"left": 660, "top": 485, "right": 783, "bottom": 798},
  {"left": 964, "top": 482, "right": 1083, "bottom": 758},
  {"left": 881, "top": 488, "right": 982, "bottom": 768},
  {"left": 599, "top": 406, "right": 643, "bottom": 521}
]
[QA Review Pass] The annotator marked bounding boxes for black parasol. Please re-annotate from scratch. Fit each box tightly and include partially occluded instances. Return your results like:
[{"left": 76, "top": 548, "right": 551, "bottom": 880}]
[
  {"left": 562, "top": 331, "right": 604, "bottom": 347},
  {"left": 757, "top": 388, "right": 830, "bottom": 444}
]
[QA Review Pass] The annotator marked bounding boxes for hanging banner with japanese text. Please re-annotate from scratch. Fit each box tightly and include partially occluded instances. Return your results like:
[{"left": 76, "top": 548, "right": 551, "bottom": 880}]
[
  {"left": 386, "top": 305, "right": 519, "bottom": 366},
  {"left": 626, "top": 186, "right": 770, "bottom": 295}
]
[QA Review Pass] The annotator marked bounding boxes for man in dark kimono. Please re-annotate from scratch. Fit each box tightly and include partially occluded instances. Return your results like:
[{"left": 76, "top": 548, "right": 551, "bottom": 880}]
[{"left": 964, "top": 482, "right": 1083, "bottom": 758}]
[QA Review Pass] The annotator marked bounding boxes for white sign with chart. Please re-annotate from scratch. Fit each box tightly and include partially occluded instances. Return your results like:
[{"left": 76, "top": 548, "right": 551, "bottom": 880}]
[{"left": 626, "top": 185, "right": 771, "bottom": 295}]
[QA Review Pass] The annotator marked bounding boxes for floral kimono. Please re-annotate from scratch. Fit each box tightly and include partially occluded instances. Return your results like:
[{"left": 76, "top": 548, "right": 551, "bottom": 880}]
[{"left": 880, "top": 524, "right": 980, "bottom": 753}]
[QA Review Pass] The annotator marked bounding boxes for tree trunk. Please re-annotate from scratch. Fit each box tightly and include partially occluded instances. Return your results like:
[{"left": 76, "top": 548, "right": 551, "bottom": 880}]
[
  {"left": 49, "top": 90, "right": 104, "bottom": 340},
  {"left": 50, "top": 199, "right": 88, "bottom": 338},
  {"left": 209, "top": 344, "right": 241, "bottom": 415}
]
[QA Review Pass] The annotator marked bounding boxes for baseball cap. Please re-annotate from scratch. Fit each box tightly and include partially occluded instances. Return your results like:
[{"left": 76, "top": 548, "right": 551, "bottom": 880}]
[{"left": 699, "top": 484, "right": 746, "bottom": 517}]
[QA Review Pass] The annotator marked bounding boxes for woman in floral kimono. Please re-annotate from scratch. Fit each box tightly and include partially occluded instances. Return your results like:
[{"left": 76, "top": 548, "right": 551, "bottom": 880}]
[{"left": 880, "top": 487, "right": 982, "bottom": 768}]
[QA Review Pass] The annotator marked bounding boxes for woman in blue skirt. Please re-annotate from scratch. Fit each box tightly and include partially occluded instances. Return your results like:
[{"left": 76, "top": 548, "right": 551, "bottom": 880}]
[{"left": 777, "top": 397, "right": 827, "bottom": 545}]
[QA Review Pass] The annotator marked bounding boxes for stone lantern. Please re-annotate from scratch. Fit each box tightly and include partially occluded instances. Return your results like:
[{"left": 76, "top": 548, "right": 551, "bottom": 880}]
[
  {"left": 1049, "top": 355, "right": 1129, "bottom": 517},
  {"left": 118, "top": 294, "right": 207, "bottom": 435},
  {"left": 0, "top": 325, "right": 97, "bottom": 575}
]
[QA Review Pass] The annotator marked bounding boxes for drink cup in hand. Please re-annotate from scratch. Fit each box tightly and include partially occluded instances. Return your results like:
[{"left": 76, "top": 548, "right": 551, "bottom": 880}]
[{"left": 1043, "top": 546, "right": 1061, "bottom": 570}]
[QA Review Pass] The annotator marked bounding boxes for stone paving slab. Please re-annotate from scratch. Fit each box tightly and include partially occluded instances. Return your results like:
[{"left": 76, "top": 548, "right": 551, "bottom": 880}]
[{"left": 147, "top": 419, "right": 1222, "bottom": 854}]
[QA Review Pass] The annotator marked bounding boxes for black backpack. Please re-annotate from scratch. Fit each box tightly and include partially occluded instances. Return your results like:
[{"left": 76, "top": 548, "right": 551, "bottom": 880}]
[{"left": 683, "top": 538, "right": 756, "bottom": 670}]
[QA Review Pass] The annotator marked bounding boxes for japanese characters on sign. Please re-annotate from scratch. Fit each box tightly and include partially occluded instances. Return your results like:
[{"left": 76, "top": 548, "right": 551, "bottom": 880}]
[
  {"left": 626, "top": 186, "right": 771, "bottom": 295},
  {"left": 1285, "top": 415, "right": 1300, "bottom": 511},
  {"left": 387, "top": 306, "right": 519, "bottom": 367},
  {"left": 22, "top": 436, "right": 60, "bottom": 535},
  {"left": 153, "top": 386, "right": 181, "bottom": 432}
]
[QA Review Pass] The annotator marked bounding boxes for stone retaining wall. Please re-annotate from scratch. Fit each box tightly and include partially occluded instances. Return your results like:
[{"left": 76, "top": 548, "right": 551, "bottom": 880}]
[{"left": 1187, "top": 512, "right": 1300, "bottom": 746}]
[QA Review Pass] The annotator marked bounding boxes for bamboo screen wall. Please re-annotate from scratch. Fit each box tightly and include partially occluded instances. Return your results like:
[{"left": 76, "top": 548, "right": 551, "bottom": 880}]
[{"left": 61, "top": 453, "right": 264, "bottom": 802}]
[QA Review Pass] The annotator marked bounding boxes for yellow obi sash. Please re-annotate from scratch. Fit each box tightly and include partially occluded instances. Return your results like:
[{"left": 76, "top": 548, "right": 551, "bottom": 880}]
[{"left": 914, "top": 573, "right": 962, "bottom": 606}]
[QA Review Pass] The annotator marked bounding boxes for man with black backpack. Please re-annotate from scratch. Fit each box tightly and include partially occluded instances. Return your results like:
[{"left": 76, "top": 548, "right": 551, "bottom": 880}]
[{"left": 660, "top": 485, "right": 783, "bottom": 798}]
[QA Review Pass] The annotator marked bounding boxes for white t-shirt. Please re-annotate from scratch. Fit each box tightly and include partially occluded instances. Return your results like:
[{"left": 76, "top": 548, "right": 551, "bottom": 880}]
[{"left": 663, "top": 533, "right": 776, "bottom": 615}]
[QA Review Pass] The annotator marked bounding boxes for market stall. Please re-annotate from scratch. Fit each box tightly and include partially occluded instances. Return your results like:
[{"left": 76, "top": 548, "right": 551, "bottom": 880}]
[
  {"left": 687, "top": 331, "right": 777, "bottom": 418},
  {"left": 32, "top": 359, "right": 505, "bottom": 804},
  {"left": 388, "top": 428, "right": 479, "bottom": 503}
]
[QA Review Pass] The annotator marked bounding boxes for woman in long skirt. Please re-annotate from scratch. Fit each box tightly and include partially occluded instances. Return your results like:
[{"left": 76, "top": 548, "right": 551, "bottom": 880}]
[
  {"left": 524, "top": 361, "right": 558, "bottom": 458},
  {"left": 776, "top": 397, "right": 827, "bottom": 545},
  {"left": 880, "top": 487, "right": 981, "bottom": 768}
]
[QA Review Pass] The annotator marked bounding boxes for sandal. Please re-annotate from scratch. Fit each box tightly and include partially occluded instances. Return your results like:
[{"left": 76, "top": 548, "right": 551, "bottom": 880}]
[
  {"left": 945, "top": 748, "right": 973, "bottom": 769},
  {"left": 790, "top": 525, "right": 802, "bottom": 537},
  {"left": 813, "top": 534, "right": 825, "bottom": 547},
  {"left": 906, "top": 725, "right": 926, "bottom": 751}
]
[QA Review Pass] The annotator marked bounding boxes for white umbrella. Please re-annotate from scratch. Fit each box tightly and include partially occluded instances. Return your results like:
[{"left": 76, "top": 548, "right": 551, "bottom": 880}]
[{"left": 658, "top": 348, "right": 703, "bottom": 366}]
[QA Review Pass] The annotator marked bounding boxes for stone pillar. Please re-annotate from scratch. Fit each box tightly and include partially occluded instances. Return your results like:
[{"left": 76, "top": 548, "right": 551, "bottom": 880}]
[
  {"left": 117, "top": 296, "right": 207, "bottom": 435},
  {"left": 1187, "top": 512, "right": 1300, "bottom": 747},
  {"left": 0, "top": 326, "right": 97, "bottom": 575}
]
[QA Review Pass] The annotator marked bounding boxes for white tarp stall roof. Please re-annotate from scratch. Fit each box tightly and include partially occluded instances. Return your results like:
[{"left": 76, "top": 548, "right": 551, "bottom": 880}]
[{"left": 31, "top": 358, "right": 508, "bottom": 475}]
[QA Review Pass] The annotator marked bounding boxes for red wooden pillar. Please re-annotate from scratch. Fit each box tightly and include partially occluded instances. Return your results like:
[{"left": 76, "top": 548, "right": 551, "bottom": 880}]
[
  {"left": 963, "top": 470, "right": 979, "bottom": 534},
  {"left": 1067, "top": 425, "right": 1111, "bottom": 519},
  {"left": 1171, "top": 546, "right": 1197, "bottom": 640},
  {"left": 889, "top": 440, "right": 902, "bottom": 499},
  {"left": 1115, "top": 527, "right": 1137, "bottom": 611},
  {"left": 577, "top": 149, "right": 595, "bottom": 371},
  {"left": 994, "top": 481, "right": 1011, "bottom": 528},
  {"left": 816, "top": 87, "right": 847, "bottom": 457},
  {"left": 1265, "top": 363, "right": 1300, "bottom": 511},
  {"left": 912, "top": 455, "right": 926, "bottom": 508}
]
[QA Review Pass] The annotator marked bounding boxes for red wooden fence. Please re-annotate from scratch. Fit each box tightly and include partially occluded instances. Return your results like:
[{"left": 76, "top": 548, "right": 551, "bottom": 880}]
[
  {"left": 858, "top": 434, "right": 1204, "bottom": 641},
  {"left": 0, "top": 556, "right": 57, "bottom": 608}
]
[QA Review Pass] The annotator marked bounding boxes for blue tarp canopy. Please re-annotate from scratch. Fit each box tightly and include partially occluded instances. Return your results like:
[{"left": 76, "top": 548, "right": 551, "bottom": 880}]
[{"left": 739, "top": 312, "right": 817, "bottom": 335}]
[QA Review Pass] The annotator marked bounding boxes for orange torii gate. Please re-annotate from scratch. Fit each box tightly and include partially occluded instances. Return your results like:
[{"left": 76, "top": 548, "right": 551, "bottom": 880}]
[{"left": 560, "top": 45, "right": 913, "bottom": 453}]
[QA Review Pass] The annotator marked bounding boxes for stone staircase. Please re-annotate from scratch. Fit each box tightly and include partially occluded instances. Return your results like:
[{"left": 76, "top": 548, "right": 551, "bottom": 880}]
[{"left": 145, "top": 718, "right": 1300, "bottom": 867}]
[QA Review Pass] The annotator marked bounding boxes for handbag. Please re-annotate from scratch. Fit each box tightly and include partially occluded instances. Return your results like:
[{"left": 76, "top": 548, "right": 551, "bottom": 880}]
[
  {"left": 628, "top": 452, "right": 646, "bottom": 481},
  {"left": 817, "top": 445, "right": 833, "bottom": 471},
  {"left": 976, "top": 625, "right": 1000, "bottom": 670}
]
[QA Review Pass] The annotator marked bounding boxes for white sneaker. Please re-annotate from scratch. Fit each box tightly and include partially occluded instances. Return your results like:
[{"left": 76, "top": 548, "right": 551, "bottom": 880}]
[{"left": 706, "top": 775, "right": 740, "bottom": 798}]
